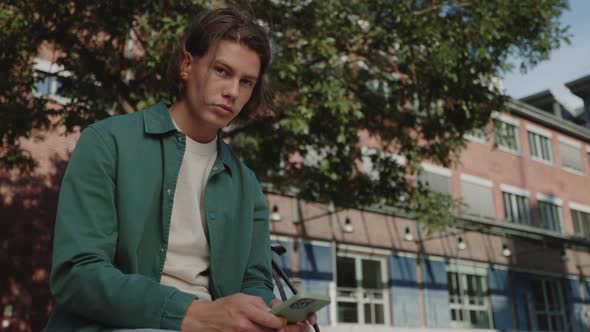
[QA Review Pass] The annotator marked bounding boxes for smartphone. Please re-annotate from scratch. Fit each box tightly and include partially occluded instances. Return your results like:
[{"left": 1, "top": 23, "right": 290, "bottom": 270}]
[{"left": 270, "top": 293, "right": 331, "bottom": 323}]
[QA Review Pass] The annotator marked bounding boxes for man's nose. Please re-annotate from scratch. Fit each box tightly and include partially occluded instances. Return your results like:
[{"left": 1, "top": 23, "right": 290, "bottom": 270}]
[{"left": 222, "top": 79, "right": 240, "bottom": 100}]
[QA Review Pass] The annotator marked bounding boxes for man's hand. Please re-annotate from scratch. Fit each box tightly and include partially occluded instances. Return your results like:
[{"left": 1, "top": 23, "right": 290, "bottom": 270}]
[
  {"left": 270, "top": 299, "right": 317, "bottom": 332},
  {"left": 180, "top": 293, "right": 287, "bottom": 331}
]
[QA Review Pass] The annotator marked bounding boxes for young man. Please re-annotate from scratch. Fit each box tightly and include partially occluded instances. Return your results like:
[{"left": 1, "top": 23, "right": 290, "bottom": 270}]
[{"left": 47, "top": 7, "right": 315, "bottom": 331}]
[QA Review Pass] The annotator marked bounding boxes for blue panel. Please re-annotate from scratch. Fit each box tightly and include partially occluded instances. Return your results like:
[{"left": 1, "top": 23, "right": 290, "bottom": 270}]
[
  {"left": 488, "top": 268, "right": 514, "bottom": 331},
  {"left": 271, "top": 240, "right": 292, "bottom": 276},
  {"left": 299, "top": 242, "right": 333, "bottom": 324},
  {"left": 511, "top": 271, "right": 531, "bottom": 330},
  {"left": 301, "top": 279, "right": 331, "bottom": 325},
  {"left": 390, "top": 255, "right": 420, "bottom": 327},
  {"left": 299, "top": 242, "right": 333, "bottom": 280},
  {"left": 422, "top": 259, "right": 451, "bottom": 327},
  {"left": 563, "top": 278, "right": 586, "bottom": 332}
]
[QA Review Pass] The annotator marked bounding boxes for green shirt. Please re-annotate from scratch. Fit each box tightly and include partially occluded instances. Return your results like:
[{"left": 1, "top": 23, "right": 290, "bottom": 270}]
[{"left": 47, "top": 102, "right": 275, "bottom": 331}]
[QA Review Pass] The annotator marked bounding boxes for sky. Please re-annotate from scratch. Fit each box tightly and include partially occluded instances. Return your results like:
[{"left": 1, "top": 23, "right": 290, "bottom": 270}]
[{"left": 503, "top": 0, "right": 590, "bottom": 113}]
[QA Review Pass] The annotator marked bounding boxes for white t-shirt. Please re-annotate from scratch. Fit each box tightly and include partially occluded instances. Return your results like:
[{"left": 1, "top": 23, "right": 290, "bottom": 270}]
[{"left": 160, "top": 124, "right": 217, "bottom": 301}]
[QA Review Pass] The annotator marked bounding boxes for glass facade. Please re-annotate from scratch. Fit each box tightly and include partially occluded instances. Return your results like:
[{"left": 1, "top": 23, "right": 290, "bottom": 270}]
[{"left": 530, "top": 278, "right": 566, "bottom": 331}]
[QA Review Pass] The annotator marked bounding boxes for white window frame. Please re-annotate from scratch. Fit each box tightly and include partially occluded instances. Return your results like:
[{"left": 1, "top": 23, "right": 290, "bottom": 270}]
[
  {"left": 492, "top": 112, "right": 520, "bottom": 127},
  {"left": 528, "top": 276, "right": 567, "bottom": 331},
  {"left": 334, "top": 252, "right": 390, "bottom": 326},
  {"left": 465, "top": 127, "right": 487, "bottom": 144},
  {"left": 558, "top": 136, "right": 584, "bottom": 175},
  {"left": 536, "top": 193, "right": 563, "bottom": 207},
  {"left": 32, "top": 58, "right": 71, "bottom": 104},
  {"left": 446, "top": 265, "right": 493, "bottom": 329},
  {"left": 460, "top": 173, "right": 493, "bottom": 188},
  {"left": 526, "top": 124, "right": 553, "bottom": 165},
  {"left": 500, "top": 184, "right": 530, "bottom": 197},
  {"left": 421, "top": 163, "right": 452, "bottom": 177},
  {"left": 570, "top": 202, "right": 590, "bottom": 214},
  {"left": 492, "top": 113, "right": 521, "bottom": 155}
]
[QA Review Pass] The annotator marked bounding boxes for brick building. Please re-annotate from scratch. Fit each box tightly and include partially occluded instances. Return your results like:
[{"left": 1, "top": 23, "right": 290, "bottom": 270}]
[
  {"left": 5, "top": 52, "right": 590, "bottom": 331},
  {"left": 266, "top": 74, "right": 590, "bottom": 332}
]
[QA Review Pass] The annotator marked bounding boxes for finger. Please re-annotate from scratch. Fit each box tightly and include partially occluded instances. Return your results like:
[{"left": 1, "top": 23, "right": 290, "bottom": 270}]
[
  {"left": 244, "top": 294, "right": 271, "bottom": 310},
  {"left": 252, "top": 322, "right": 278, "bottom": 332},
  {"left": 246, "top": 306, "right": 287, "bottom": 329},
  {"left": 296, "top": 321, "right": 308, "bottom": 332},
  {"left": 270, "top": 298, "right": 282, "bottom": 308},
  {"left": 239, "top": 320, "right": 275, "bottom": 332}
]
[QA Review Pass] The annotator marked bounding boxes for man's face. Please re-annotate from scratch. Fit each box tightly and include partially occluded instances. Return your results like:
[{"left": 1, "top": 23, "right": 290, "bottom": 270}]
[{"left": 181, "top": 40, "right": 261, "bottom": 130}]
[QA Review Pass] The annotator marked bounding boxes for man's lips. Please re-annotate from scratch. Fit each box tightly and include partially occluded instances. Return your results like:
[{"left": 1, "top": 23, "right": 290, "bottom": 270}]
[{"left": 213, "top": 104, "right": 233, "bottom": 113}]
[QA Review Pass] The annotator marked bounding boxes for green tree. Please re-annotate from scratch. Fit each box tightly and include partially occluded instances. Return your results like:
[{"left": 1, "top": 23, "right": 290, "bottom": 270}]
[{"left": 0, "top": 0, "right": 570, "bottom": 228}]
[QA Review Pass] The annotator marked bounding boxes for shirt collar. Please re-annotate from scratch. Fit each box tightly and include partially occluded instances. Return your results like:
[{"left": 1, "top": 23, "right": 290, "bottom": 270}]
[
  {"left": 143, "top": 101, "right": 235, "bottom": 175},
  {"left": 143, "top": 101, "right": 176, "bottom": 135}
]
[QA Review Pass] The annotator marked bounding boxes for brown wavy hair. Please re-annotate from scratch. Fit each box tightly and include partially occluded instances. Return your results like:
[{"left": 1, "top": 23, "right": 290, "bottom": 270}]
[{"left": 166, "top": 6, "right": 273, "bottom": 122}]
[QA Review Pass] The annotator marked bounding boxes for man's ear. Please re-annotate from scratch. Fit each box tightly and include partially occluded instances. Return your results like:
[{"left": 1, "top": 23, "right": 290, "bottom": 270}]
[{"left": 180, "top": 51, "right": 193, "bottom": 79}]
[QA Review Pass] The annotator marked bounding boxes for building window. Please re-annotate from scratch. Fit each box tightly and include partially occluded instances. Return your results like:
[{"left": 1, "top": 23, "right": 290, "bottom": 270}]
[
  {"left": 336, "top": 255, "right": 388, "bottom": 325},
  {"left": 494, "top": 119, "right": 519, "bottom": 153},
  {"left": 528, "top": 131, "right": 553, "bottom": 163},
  {"left": 572, "top": 208, "right": 590, "bottom": 239},
  {"left": 460, "top": 175, "right": 495, "bottom": 219},
  {"left": 559, "top": 137, "right": 583, "bottom": 173},
  {"left": 538, "top": 200, "right": 563, "bottom": 233},
  {"left": 465, "top": 128, "right": 487, "bottom": 144},
  {"left": 361, "top": 147, "right": 405, "bottom": 181},
  {"left": 34, "top": 70, "right": 63, "bottom": 97},
  {"left": 32, "top": 58, "right": 70, "bottom": 104},
  {"left": 419, "top": 164, "right": 452, "bottom": 195},
  {"left": 530, "top": 277, "right": 566, "bottom": 331},
  {"left": 503, "top": 191, "right": 531, "bottom": 226},
  {"left": 447, "top": 270, "right": 491, "bottom": 328}
]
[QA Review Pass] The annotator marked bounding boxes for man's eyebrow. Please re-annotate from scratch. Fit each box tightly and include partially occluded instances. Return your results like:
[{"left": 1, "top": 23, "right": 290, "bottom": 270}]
[{"left": 214, "top": 60, "right": 259, "bottom": 81}]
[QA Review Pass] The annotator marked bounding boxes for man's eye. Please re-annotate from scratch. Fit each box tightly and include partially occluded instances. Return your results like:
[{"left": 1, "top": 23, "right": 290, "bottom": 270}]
[
  {"left": 214, "top": 67, "right": 226, "bottom": 74},
  {"left": 241, "top": 79, "right": 253, "bottom": 87}
]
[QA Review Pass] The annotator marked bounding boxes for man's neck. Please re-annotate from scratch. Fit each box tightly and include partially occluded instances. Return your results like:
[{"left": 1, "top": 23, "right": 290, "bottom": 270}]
[{"left": 169, "top": 100, "right": 217, "bottom": 143}]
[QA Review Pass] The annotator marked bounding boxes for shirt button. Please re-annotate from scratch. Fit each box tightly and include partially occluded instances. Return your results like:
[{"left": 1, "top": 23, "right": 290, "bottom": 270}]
[
  {"left": 208, "top": 212, "right": 216, "bottom": 220},
  {"left": 177, "top": 136, "right": 182, "bottom": 142},
  {"left": 160, "top": 247, "right": 164, "bottom": 253},
  {"left": 167, "top": 189, "right": 171, "bottom": 195},
  {"left": 212, "top": 166, "right": 218, "bottom": 171}
]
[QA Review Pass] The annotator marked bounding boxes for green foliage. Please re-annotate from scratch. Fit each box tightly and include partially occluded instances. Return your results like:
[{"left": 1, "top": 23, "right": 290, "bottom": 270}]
[{"left": 0, "top": 0, "right": 570, "bottom": 228}]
